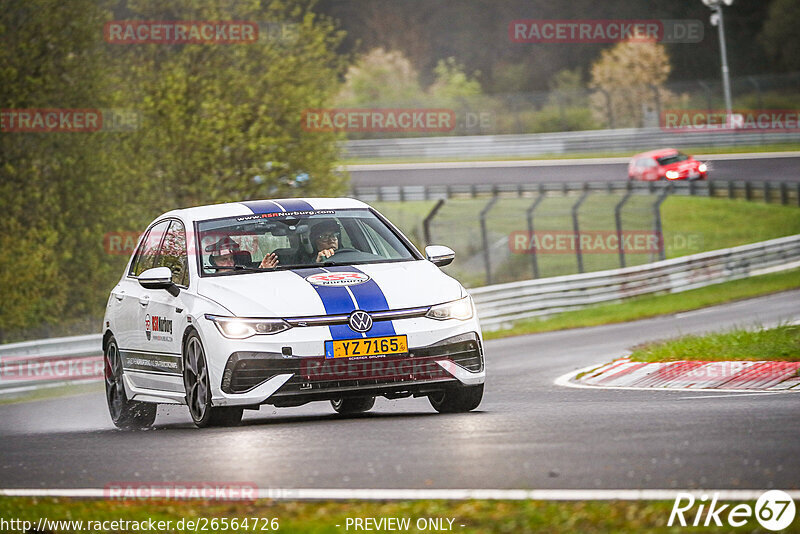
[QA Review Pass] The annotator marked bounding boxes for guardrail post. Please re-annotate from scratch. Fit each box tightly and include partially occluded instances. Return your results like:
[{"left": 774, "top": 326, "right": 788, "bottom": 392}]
[
  {"left": 571, "top": 187, "right": 591, "bottom": 274},
  {"left": 727, "top": 180, "right": 734, "bottom": 199},
  {"left": 708, "top": 180, "right": 715, "bottom": 198},
  {"left": 422, "top": 199, "right": 445, "bottom": 246},
  {"left": 526, "top": 187, "right": 547, "bottom": 279},
  {"left": 653, "top": 184, "right": 672, "bottom": 262},
  {"left": 763, "top": 182, "right": 770, "bottom": 204},
  {"left": 780, "top": 182, "right": 788, "bottom": 206},
  {"left": 745, "top": 181, "right": 753, "bottom": 201},
  {"left": 688, "top": 179, "right": 696, "bottom": 196},
  {"left": 480, "top": 196, "right": 500, "bottom": 285},
  {"left": 377, "top": 187, "right": 384, "bottom": 202},
  {"left": 614, "top": 187, "right": 634, "bottom": 268}
]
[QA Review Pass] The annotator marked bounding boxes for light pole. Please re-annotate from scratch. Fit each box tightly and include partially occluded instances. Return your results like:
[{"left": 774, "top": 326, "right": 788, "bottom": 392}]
[{"left": 702, "top": 0, "right": 734, "bottom": 123}]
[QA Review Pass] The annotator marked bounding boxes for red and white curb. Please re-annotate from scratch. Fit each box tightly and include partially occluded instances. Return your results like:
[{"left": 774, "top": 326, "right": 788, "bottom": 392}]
[{"left": 558, "top": 358, "right": 800, "bottom": 392}]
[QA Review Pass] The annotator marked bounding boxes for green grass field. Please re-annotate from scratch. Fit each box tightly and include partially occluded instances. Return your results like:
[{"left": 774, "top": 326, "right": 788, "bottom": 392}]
[
  {"left": 629, "top": 324, "right": 800, "bottom": 363},
  {"left": 1, "top": 497, "right": 793, "bottom": 533}
]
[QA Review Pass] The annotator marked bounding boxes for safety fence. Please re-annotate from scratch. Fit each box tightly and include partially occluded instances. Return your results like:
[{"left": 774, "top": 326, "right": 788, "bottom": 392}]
[
  {"left": 366, "top": 180, "right": 799, "bottom": 287},
  {"left": 354, "top": 179, "right": 800, "bottom": 204},
  {"left": 470, "top": 234, "right": 800, "bottom": 330}
]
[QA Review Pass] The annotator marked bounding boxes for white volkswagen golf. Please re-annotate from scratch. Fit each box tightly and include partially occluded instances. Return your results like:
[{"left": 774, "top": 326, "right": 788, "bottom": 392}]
[{"left": 103, "top": 198, "right": 485, "bottom": 428}]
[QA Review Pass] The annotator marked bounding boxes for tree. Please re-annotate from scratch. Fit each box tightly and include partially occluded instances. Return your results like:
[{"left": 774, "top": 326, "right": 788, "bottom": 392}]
[
  {"left": 336, "top": 48, "right": 422, "bottom": 107},
  {"left": 760, "top": 0, "right": 800, "bottom": 71},
  {"left": 589, "top": 40, "right": 675, "bottom": 128}
]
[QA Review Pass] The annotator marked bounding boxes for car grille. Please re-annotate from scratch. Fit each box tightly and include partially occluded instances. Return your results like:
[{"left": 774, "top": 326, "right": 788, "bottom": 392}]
[{"left": 221, "top": 332, "right": 483, "bottom": 394}]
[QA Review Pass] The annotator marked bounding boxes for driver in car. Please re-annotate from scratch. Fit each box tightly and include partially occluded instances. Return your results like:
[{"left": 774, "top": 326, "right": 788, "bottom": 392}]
[
  {"left": 206, "top": 236, "right": 278, "bottom": 269},
  {"left": 309, "top": 220, "right": 341, "bottom": 262}
]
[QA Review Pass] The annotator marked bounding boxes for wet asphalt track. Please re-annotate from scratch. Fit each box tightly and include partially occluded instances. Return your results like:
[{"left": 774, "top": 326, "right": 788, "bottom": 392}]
[
  {"left": 1, "top": 290, "right": 798, "bottom": 491},
  {"left": 348, "top": 154, "right": 800, "bottom": 187}
]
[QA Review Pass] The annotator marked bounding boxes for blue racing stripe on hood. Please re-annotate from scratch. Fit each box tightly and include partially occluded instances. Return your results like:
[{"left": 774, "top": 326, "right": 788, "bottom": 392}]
[
  {"left": 240, "top": 200, "right": 284, "bottom": 214},
  {"left": 324, "top": 266, "right": 396, "bottom": 336},
  {"left": 274, "top": 199, "right": 314, "bottom": 211},
  {"left": 292, "top": 266, "right": 396, "bottom": 339}
]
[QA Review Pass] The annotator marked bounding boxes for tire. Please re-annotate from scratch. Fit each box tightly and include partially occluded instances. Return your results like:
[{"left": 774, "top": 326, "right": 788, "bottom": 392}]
[
  {"left": 331, "top": 396, "right": 375, "bottom": 414},
  {"left": 104, "top": 336, "right": 157, "bottom": 429},
  {"left": 183, "top": 332, "right": 243, "bottom": 428},
  {"left": 428, "top": 383, "right": 484, "bottom": 413}
]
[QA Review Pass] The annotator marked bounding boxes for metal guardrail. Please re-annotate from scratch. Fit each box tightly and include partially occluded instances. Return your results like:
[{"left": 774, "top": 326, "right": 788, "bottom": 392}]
[
  {"left": 354, "top": 180, "right": 800, "bottom": 204},
  {"left": 469, "top": 234, "right": 800, "bottom": 330},
  {"left": 343, "top": 128, "right": 800, "bottom": 160},
  {"left": 0, "top": 334, "right": 102, "bottom": 393},
  {"left": 2, "top": 234, "right": 799, "bottom": 392}
]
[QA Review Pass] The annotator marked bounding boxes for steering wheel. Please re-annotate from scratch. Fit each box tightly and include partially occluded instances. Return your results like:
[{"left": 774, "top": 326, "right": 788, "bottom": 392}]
[{"left": 329, "top": 247, "right": 359, "bottom": 256}]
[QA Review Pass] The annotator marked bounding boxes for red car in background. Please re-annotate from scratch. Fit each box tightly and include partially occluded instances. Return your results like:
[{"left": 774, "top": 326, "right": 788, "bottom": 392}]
[{"left": 628, "top": 149, "right": 708, "bottom": 181}]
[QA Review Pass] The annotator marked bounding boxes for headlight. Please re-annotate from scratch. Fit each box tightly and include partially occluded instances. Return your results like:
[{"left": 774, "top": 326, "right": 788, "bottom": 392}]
[
  {"left": 204, "top": 314, "right": 291, "bottom": 339},
  {"left": 698, "top": 163, "right": 707, "bottom": 172},
  {"left": 426, "top": 296, "right": 474, "bottom": 321},
  {"left": 666, "top": 170, "right": 679, "bottom": 179}
]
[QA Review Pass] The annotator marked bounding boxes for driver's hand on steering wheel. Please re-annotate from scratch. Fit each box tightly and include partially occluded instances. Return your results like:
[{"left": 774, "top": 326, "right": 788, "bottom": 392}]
[{"left": 316, "top": 248, "right": 336, "bottom": 262}]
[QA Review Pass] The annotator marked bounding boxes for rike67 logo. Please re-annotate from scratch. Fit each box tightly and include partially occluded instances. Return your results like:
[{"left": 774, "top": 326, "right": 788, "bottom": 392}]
[
  {"left": 669, "top": 490, "right": 795, "bottom": 531},
  {"left": 145, "top": 314, "right": 173, "bottom": 342}
]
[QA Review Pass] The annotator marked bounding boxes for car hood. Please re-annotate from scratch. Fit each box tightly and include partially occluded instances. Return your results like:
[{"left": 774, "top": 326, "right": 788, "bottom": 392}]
[
  {"left": 196, "top": 260, "right": 465, "bottom": 318},
  {"left": 661, "top": 159, "right": 699, "bottom": 171}
]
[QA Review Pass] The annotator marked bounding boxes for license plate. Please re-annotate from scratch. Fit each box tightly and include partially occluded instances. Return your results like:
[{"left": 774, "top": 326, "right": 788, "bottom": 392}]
[{"left": 325, "top": 335, "right": 408, "bottom": 359}]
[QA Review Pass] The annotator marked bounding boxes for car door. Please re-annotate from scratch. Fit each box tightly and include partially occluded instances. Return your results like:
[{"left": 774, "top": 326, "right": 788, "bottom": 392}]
[
  {"left": 115, "top": 220, "right": 170, "bottom": 352},
  {"left": 133, "top": 219, "right": 190, "bottom": 393}
]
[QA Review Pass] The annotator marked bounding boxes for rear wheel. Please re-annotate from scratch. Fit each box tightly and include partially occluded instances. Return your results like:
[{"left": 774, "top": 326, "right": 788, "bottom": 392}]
[
  {"left": 183, "top": 332, "right": 243, "bottom": 428},
  {"left": 331, "top": 396, "right": 375, "bottom": 414},
  {"left": 429, "top": 384, "right": 484, "bottom": 413},
  {"left": 105, "top": 336, "right": 157, "bottom": 429}
]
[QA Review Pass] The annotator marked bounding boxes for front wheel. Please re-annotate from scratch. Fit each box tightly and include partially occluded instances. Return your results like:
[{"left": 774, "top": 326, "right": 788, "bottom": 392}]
[
  {"left": 429, "top": 384, "right": 484, "bottom": 413},
  {"left": 105, "top": 336, "right": 157, "bottom": 429},
  {"left": 183, "top": 332, "right": 243, "bottom": 428},
  {"left": 331, "top": 396, "right": 375, "bottom": 414}
]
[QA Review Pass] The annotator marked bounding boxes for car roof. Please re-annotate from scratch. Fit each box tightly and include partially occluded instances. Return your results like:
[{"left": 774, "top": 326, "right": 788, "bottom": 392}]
[
  {"left": 157, "top": 197, "right": 371, "bottom": 223},
  {"left": 633, "top": 148, "right": 683, "bottom": 159}
]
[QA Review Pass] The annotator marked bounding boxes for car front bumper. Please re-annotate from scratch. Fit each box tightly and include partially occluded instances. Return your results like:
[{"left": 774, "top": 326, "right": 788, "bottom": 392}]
[{"left": 211, "top": 331, "right": 485, "bottom": 407}]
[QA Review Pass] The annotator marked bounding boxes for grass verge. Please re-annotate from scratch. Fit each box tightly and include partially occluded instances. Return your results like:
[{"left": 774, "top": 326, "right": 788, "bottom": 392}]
[
  {"left": 342, "top": 143, "right": 800, "bottom": 165},
  {"left": 0, "top": 497, "right": 790, "bottom": 533},
  {"left": 483, "top": 268, "right": 800, "bottom": 341},
  {"left": 629, "top": 325, "right": 800, "bottom": 363}
]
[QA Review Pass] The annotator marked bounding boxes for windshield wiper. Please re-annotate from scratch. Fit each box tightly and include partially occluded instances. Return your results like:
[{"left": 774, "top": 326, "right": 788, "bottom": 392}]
[{"left": 204, "top": 265, "right": 275, "bottom": 272}]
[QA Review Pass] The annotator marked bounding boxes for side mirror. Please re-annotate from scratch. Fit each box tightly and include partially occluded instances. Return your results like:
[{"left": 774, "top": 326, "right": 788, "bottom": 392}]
[
  {"left": 425, "top": 245, "right": 455, "bottom": 267},
  {"left": 138, "top": 267, "right": 180, "bottom": 297}
]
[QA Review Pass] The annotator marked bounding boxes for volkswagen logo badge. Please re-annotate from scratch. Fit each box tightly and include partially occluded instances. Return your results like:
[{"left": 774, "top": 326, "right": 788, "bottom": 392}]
[{"left": 348, "top": 310, "right": 373, "bottom": 333}]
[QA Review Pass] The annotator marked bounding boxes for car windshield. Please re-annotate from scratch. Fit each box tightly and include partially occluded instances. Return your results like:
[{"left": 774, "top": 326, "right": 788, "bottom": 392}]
[
  {"left": 656, "top": 152, "right": 690, "bottom": 165},
  {"left": 196, "top": 208, "right": 415, "bottom": 275}
]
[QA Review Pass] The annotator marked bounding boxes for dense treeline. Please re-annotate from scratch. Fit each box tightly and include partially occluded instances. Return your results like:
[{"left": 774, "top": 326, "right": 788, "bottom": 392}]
[
  {"left": 0, "top": 0, "right": 346, "bottom": 341},
  {"left": 315, "top": 0, "right": 797, "bottom": 92}
]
